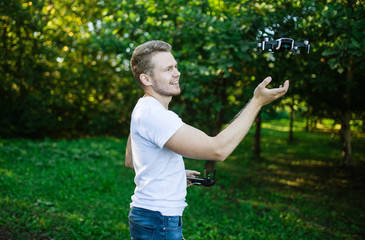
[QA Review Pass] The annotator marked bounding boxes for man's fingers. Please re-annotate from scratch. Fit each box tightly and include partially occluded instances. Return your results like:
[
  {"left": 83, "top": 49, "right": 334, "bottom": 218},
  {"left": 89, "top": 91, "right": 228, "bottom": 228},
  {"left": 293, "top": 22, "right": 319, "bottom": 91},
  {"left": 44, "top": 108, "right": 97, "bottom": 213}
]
[
  {"left": 269, "top": 80, "right": 289, "bottom": 97},
  {"left": 254, "top": 78, "right": 290, "bottom": 106},
  {"left": 186, "top": 170, "right": 200, "bottom": 178},
  {"left": 282, "top": 80, "right": 289, "bottom": 90},
  {"left": 260, "top": 76, "right": 272, "bottom": 88},
  {"left": 273, "top": 80, "right": 289, "bottom": 92}
]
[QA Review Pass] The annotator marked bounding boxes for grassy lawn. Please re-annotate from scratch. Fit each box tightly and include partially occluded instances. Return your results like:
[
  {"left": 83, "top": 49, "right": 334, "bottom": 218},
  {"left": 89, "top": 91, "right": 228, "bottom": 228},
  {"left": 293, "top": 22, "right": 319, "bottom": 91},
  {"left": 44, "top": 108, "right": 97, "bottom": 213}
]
[{"left": 1, "top": 119, "right": 364, "bottom": 239}]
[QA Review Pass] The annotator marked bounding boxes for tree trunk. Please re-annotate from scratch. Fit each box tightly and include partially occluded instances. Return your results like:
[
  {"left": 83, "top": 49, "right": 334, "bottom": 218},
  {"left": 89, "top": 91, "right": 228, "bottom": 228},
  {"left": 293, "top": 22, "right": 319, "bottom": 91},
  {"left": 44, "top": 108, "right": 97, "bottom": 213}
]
[
  {"left": 305, "top": 115, "right": 309, "bottom": 132},
  {"left": 340, "top": 56, "right": 353, "bottom": 166},
  {"left": 253, "top": 110, "right": 261, "bottom": 160},
  {"left": 340, "top": 111, "right": 352, "bottom": 166},
  {"left": 204, "top": 160, "right": 216, "bottom": 174},
  {"left": 312, "top": 119, "right": 317, "bottom": 131},
  {"left": 305, "top": 107, "right": 312, "bottom": 132},
  {"left": 289, "top": 96, "right": 295, "bottom": 142},
  {"left": 204, "top": 71, "right": 226, "bottom": 173}
]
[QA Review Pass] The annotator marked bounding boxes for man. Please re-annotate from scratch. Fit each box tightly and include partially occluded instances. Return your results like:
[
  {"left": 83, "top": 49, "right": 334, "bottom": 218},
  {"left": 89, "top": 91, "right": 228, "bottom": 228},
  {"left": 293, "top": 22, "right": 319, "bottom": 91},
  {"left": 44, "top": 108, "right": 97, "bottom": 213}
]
[{"left": 125, "top": 40, "right": 289, "bottom": 240}]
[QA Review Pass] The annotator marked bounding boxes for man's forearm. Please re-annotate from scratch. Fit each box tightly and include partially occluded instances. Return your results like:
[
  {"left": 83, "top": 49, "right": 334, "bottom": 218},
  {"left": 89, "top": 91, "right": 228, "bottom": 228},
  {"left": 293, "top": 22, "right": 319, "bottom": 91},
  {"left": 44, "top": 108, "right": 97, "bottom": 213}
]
[
  {"left": 213, "top": 77, "right": 289, "bottom": 161},
  {"left": 164, "top": 98, "right": 263, "bottom": 162},
  {"left": 214, "top": 98, "right": 262, "bottom": 160},
  {"left": 125, "top": 135, "right": 134, "bottom": 169}
]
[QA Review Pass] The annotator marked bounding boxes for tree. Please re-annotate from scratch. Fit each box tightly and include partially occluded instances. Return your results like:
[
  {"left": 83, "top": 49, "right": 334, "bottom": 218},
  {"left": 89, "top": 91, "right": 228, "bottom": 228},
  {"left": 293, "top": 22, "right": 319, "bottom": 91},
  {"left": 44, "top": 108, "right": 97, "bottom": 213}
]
[
  {"left": 302, "top": 0, "right": 365, "bottom": 165},
  {"left": 0, "top": 0, "right": 56, "bottom": 137},
  {"left": 0, "top": 0, "right": 136, "bottom": 138},
  {"left": 2, "top": 0, "right": 363, "bottom": 170},
  {"left": 252, "top": 0, "right": 365, "bottom": 165}
]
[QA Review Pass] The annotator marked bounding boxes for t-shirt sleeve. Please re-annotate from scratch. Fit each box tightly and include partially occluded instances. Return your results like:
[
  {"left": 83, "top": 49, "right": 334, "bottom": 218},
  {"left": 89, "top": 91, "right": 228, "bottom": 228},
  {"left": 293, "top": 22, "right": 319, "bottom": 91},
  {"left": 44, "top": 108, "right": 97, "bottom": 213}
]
[{"left": 137, "top": 107, "right": 184, "bottom": 149}]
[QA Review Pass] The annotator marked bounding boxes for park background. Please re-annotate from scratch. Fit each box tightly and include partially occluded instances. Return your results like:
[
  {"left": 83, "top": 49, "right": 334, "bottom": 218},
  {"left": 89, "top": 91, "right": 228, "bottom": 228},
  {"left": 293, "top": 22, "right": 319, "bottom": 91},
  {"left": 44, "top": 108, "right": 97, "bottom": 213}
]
[{"left": 1, "top": 0, "right": 364, "bottom": 239}]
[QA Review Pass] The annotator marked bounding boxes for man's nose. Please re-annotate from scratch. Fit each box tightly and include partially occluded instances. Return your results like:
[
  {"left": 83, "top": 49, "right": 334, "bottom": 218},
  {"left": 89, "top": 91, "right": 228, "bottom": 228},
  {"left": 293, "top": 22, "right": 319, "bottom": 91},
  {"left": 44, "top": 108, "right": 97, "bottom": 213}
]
[{"left": 173, "top": 68, "right": 180, "bottom": 77}]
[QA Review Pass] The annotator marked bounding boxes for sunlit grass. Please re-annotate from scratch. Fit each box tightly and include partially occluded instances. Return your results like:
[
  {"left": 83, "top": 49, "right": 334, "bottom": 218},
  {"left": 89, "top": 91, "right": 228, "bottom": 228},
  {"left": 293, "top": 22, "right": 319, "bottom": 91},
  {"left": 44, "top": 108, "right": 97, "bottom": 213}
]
[{"left": 1, "top": 120, "right": 364, "bottom": 239}]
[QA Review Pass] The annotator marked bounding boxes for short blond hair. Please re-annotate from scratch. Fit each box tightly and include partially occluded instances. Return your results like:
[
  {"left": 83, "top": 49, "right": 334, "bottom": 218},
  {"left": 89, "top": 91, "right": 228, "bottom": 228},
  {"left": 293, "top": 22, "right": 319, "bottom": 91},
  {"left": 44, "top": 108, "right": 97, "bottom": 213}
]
[{"left": 130, "top": 40, "right": 172, "bottom": 87}]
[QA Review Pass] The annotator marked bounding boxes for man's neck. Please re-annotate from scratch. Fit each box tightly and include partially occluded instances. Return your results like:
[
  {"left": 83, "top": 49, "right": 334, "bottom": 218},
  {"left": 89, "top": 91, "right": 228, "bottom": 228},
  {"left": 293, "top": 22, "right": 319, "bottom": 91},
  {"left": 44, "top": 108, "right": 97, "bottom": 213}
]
[{"left": 144, "top": 92, "right": 172, "bottom": 109}]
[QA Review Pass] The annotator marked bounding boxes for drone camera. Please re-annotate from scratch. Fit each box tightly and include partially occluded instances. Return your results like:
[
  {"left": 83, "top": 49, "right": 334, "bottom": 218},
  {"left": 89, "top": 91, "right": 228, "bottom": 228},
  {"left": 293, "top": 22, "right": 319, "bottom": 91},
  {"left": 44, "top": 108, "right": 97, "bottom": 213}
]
[{"left": 278, "top": 38, "right": 294, "bottom": 51}]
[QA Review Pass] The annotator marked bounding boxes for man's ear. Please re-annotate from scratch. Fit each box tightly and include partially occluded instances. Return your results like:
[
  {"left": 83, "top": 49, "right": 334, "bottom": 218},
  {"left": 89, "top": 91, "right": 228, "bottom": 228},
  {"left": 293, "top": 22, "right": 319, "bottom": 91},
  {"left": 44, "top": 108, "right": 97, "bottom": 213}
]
[{"left": 139, "top": 74, "right": 152, "bottom": 86}]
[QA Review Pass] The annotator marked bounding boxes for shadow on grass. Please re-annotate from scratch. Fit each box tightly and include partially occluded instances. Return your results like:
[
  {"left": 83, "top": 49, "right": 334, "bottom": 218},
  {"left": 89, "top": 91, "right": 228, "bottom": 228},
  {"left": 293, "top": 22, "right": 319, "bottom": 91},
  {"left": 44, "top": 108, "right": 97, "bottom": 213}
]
[
  {"left": 1, "top": 125, "right": 364, "bottom": 239},
  {"left": 205, "top": 127, "right": 365, "bottom": 239}
]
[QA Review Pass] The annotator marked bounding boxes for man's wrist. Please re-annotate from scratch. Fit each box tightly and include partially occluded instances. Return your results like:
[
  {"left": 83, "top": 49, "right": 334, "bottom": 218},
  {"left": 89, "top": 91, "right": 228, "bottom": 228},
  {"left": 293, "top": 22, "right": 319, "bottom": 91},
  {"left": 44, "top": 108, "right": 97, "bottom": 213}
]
[{"left": 249, "top": 97, "right": 264, "bottom": 110}]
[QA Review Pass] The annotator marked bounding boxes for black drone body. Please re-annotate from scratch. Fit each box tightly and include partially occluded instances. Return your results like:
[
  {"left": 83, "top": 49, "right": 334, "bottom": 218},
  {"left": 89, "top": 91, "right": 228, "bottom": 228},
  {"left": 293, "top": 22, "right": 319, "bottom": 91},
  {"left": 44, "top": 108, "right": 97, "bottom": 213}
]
[{"left": 257, "top": 38, "right": 310, "bottom": 54}]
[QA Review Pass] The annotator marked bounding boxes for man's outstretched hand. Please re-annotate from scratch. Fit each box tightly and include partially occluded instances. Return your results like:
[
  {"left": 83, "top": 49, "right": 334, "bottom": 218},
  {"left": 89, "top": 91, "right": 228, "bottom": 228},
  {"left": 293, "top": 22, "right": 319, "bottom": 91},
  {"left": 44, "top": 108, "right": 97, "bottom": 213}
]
[{"left": 253, "top": 76, "right": 289, "bottom": 107}]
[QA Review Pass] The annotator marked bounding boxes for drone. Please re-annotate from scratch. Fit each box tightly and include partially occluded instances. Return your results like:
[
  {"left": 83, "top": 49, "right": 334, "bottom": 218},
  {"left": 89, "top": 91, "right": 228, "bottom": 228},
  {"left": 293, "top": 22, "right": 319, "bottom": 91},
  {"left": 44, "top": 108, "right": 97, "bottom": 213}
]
[
  {"left": 257, "top": 37, "right": 310, "bottom": 54},
  {"left": 187, "top": 169, "right": 216, "bottom": 187}
]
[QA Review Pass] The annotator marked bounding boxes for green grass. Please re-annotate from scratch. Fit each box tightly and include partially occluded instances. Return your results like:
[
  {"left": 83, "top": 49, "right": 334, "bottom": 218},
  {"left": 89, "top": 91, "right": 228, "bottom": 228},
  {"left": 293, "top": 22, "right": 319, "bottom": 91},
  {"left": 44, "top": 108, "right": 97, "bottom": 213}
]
[{"left": 1, "top": 119, "right": 364, "bottom": 239}]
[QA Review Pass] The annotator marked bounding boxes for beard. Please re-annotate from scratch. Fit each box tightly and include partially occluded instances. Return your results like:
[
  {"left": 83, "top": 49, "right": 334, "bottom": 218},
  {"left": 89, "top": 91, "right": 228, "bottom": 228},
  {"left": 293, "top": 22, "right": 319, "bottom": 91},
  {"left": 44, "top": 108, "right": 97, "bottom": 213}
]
[{"left": 151, "top": 77, "right": 181, "bottom": 97}]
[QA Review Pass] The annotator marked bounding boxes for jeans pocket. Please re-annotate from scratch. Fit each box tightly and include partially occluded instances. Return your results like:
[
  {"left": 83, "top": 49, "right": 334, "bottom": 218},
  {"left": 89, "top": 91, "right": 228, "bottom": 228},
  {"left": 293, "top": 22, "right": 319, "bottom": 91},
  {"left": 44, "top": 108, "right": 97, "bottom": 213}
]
[
  {"left": 129, "top": 214, "right": 155, "bottom": 240},
  {"left": 166, "top": 216, "right": 182, "bottom": 230},
  {"left": 165, "top": 216, "right": 182, "bottom": 240}
]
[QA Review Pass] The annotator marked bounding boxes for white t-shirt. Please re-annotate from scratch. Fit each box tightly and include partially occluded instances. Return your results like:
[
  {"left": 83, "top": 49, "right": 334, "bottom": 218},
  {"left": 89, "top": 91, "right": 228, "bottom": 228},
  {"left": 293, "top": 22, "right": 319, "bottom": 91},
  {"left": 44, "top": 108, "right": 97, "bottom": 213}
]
[{"left": 130, "top": 96, "right": 187, "bottom": 216}]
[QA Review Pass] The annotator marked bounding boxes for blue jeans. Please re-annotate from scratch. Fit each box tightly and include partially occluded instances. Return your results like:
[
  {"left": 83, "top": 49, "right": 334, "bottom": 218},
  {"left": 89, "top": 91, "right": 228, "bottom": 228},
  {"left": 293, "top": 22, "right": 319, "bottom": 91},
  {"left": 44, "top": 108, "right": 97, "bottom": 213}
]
[{"left": 128, "top": 207, "right": 183, "bottom": 240}]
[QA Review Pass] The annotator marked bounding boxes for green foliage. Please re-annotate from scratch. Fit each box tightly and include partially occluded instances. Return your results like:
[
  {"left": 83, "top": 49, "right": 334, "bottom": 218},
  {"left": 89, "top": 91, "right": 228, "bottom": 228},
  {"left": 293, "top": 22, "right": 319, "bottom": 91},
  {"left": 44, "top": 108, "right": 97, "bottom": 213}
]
[
  {"left": 1, "top": 0, "right": 364, "bottom": 138},
  {"left": 1, "top": 120, "right": 365, "bottom": 239},
  {"left": 299, "top": 0, "right": 365, "bottom": 120},
  {"left": 0, "top": 0, "right": 139, "bottom": 138}
]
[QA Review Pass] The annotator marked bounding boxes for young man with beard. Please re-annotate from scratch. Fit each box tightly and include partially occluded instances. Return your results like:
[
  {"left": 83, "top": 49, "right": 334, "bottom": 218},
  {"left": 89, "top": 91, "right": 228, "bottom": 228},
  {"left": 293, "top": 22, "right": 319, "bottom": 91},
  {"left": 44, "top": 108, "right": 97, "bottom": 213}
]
[{"left": 125, "top": 40, "right": 289, "bottom": 240}]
